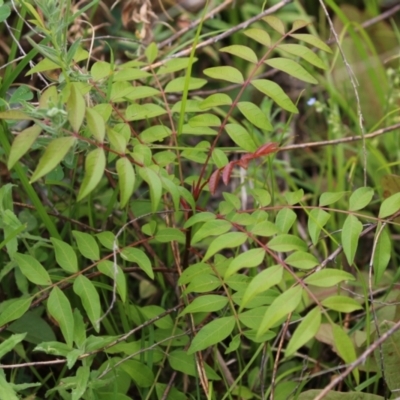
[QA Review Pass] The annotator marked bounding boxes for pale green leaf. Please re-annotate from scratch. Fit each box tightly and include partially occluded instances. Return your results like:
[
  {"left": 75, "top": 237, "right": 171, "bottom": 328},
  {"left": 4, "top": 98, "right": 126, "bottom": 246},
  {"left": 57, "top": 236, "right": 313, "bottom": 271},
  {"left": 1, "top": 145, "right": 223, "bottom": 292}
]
[
  {"left": 373, "top": 226, "right": 391, "bottom": 284},
  {"left": 72, "top": 230, "right": 100, "bottom": 260},
  {"left": 97, "top": 260, "right": 127, "bottom": 302},
  {"left": 241, "top": 265, "right": 283, "bottom": 309},
  {"left": 308, "top": 208, "right": 330, "bottom": 246},
  {"left": 286, "top": 307, "right": 321, "bottom": 356},
  {"left": 322, "top": 296, "right": 363, "bottom": 313},
  {"left": 26, "top": 58, "right": 60, "bottom": 75},
  {"left": 251, "top": 79, "right": 298, "bottom": 113},
  {"left": 275, "top": 208, "right": 297, "bottom": 233},
  {"left": 265, "top": 58, "right": 318, "bottom": 84},
  {"left": 51, "top": 237, "right": 78, "bottom": 273},
  {"left": 243, "top": 28, "right": 271, "bottom": 46},
  {"left": 185, "top": 274, "right": 221, "bottom": 294},
  {"left": 304, "top": 269, "right": 355, "bottom": 287},
  {"left": 187, "top": 316, "right": 235, "bottom": 354},
  {"left": 47, "top": 287, "right": 74, "bottom": 347},
  {"left": 319, "top": 191, "right": 346, "bottom": 206},
  {"left": 278, "top": 44, "right": 326, "bottom": 69},
  {"left": 73, "top": 275, "right": 101, "bottom": 332},
  {"left": 72, "top": 366, "right": 90, "bottom": 400},
  {"left": 224, "top": 248, "right": 265, "bottom": 279},
  {"left": 121, "top": 247, "right": 153, "bottom": 279},
  {"left": 113, "top": 68, "right": 151, "bottom": 81},
  {"left": 203, "top": 66, "right": 244, "bottom": 84},
  {"left": 13, "top": 252, "right": 52, "bottom": 286},
  {"left": 199, "top": 93, "right": 232, "bottom": 109},
  {"left": 220, "top": 45, "right": 258, "bottom": 63},
  {"left": 157, "top": 57, "right": 197, "bottom": 74},
  {"left": 86, "top": 108, "right": 105, "bottom": 143},
  {"left": 8, "top": 124, "right": 41, "bottom": 169},
  {"left": 145, "top": 42, "right": 158, "bottom": 63},
  {"left": 258, "top": 286, "right": 303, "bottom": 335},
  {"left": 263, "top": 15, "right": 285, "bottom": 34},
  {"left": 184, "top": 212, "right": 216, "bottom": 229},
  {"left": 164, "top": 77, "right": 207, "bottom": 92},
  {"left": 341, "top": 215, "right": 362, "bottom": 265},
  {"left": 203, "top": 232, "right": 248, "bottom": 261},
  {"left": 285, "top": 251, "right": 319, "bottom": 270},
  {"left": 140, "top": 125, "right": 171, "bottom": 143},
  {"left": 268, "top": 234, "right": 307, "bottom": 252},
  {"left": 0, "top": 297, "right": 32, "bottom": 327},
  {"left": 139, "top": 167, "right": 162, "bottom": 213},
  {"left": 66, "top": 83, "right": 86, "bottom": 132},
  {"left": 181, "top": 295, "right": 228, "bottom": 316},
  {"left": 225, "top": 124, "right": 257, "bottom": 152},
  {"left": 237, "top": 102, "right": 273, "bottom": 131},
  {"left": 30, "top": 137, "right": 76, "bottom": 182},
  {"left": 379, "top": 192, "right": 400, "bottom": 218},
  {"left": 290, "top": 33, "right": 332, "bottom": 53},
  {"left": 116, "top": 157, "right": 135, "bottom": 208},
  {"left": 191, "top": 219, "right": 232, "bottom": 245},
  {"left": 189, "top": 113, "right": 221, "bottom": 127},
  {"left": 77, "top": 148, "right": 106, "bottom": 201},
  {"left": 0, "top": 333, "right": 26, "bottom": 359},
  {"left": 349, "top": 187, "right": 374, "bottom": 211},
  {"left": 155, "top": 228, "right": 185, "bottom": 244}
]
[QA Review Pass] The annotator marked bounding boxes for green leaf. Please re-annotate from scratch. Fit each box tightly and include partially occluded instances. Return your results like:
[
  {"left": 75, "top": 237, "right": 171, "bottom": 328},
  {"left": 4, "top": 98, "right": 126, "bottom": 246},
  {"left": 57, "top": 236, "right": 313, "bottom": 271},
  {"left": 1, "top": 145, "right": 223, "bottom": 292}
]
[
  {"left": 0, "top": 374, "right": 18, "bottom": 400},
  {"left": 97, "top": 260, "right": 127, "bottom": 302},
  {"left": 333, "top": 324, "right": 359, "bottom": 383},
  {"left": 120, "top": 360, "right": 154, "bottom": 388},
  {"left": 26, "top": 58, "right": 60, "bottom": 75},
  {"left": 199, "top": 93, "right": 232, "bottom": 109},
  {"left": 237, "top": 102, "right": 273, "bottom": 131},
  {"left": 13, "top": 252, "right": 52, "bottom": 286},
  {"left": 290, "top": 33, "right": 332, "bottom": 53},
  {"left": 189, "top": 113, "right": 221, "bottom": 127},
  {"left": 349, "top": 187, "right": 374, "bottom": 211},
  {"left": 8, "top": 124, "right": 41, "bottom": 169},
  {"left": 66, "top": 83, "right": 86, "bottom": 132},
  {"left": 113, "top": 68, "right": 151, "bottom": 81},
  {"left": 77, "top": 148, "right": 106, "bottom": 201},
  {"left": 308, "top": 208, "right": 330, "bottom": 245},
  {"left": 164, "top": 77, "right": 207, "bottom": 92},
  {"left": 181, "top": 295, "right": 228, "bottom": 316},
  {"left": 91, "top": 61, "right": 112, "bottom": 80},
  {"left": 277, "top": 44, "right": 326, "bottom": 69},
  {"left": 72, "top": 231, "right": 100, "bottom": 260},
  {"left": 251, "top": 79, "right": 298, "bottom": 113},
  {"left": 265, "top": 58, "right": 317, "bottom": 84},
  {"left": 304, "top": 269, "right": 355, "bottom": 287},
  {"left": 322, "top": 296, "right": 363, "bottom": 313},
  {"left": 225, "top": 124, "right": 257, "bottom": 152},
  {"left": 212, "top": 148, "right": 229, "bottom": 168},
  {"left": 121, "top": 247, "right": 153, "bottom": 279},
  {"left": 0, "top": 110, "right": 33, "bottom": 120},
  {"left": 0, "top": 3, "right": 11, "bottom": 23},
  {"left": 187, "top": 316, "right": 235, "bottom": 354},
  {"left": 72, "top": 366, "right": 90, "bottom": 400},
  {"left": 157, "top": 57, "right": 197, "bottom": 74},
  {"left": 275, "top": 208, "right": 297, "bottom": 233},
  {"left": 51, "top": 237, "right": 78, "bottom": 273},
  {"left": 47, "top": 287, "right": 74, "bottom": 347},
  {"left": 139, "top": 167, "right": 162, "bottom": 213},
  {"left": 185, "top": 274, "right": 221, "bottom": 294},
  {"left": 30, "top": 137, "right": 76, "bottom": 182},
  {"left": 341, "top": 215, "right": 362, "bottom": 265},
  {"left": 268, "top": 234, "right": 307, "bottom": 252},
  {"left": 203, "top": 66, "right": 244, "bottom": 84},
  {"left": 241, "top": 265, "right": 283, "bottom": 310},
  {"left": 243, "top": 28, "right": 271, "bottom": 47},
  {"left": 140, "top": 125, "right": 172, "bottom": 143},
  {"left": 126, "top": 103, "right": 167, "bottom": 121},
  {"left": 250, "top": 221, "right": 278, "bottom": 237},
  {"left": 258, "top": 286, "right": 303, "bottom": 335},
  {"left": 184, "top": 212, "right": 216, "bottom": 229},
  {"left": 0, "top": 297, "right": 32, "bottom": 327},
  {"left": 285, "top": 251, "right": 319, "bottom": 270},
  {"left": 220, "top": 45, "right": 258, "bottom": 63},
  {"left": 203, "top": 232, "right": 247, "bottom": 261},
  {"left": 86, "top": 108, "right": 105, "bottom": 143},
  {"left": 298, "top": 390, "right": 383, "bottom": 400},
  {"left": 155, "top": 228, "right": 185, "bottom": 244},
  {"left": 116, "top": 157, "right": 135, "bottom": 208},
  {"left": 224, "top": 248, "right": 265, "bottom": 279},
  {"left": 96, "top": 231, "right": 116, "bottom": 250},
  {"left": 0, "top": 332, "right": 26, "bottom": 358},
  {"left": 178, "top": 262, "right": 212, "bottom": 285},
  {"left": 379, "top": 192, "right": 400, "bottom": 218},
  {"left": 73, "top": 275, "right": 101, "bottom": 332},
  {"left": 191, "top": 219, "right": 232, "bottom": 245},
  {"left": 373, "top": 226, "right": 391, "bottom": 284},
  {"left": 286, "top": 307, "right": 321, "bottom": 356},
  {"left": 251, "top": 189, "right": 272, "bottom": 207},
  {"left": 319, "top": 191, "right": 346, "bottom": 206},
  {"left": 263, "top": 15, "right": 285, "bottom": 34},
  {"left": 145, "top": 42, "right": 158, "bottom": 63}
]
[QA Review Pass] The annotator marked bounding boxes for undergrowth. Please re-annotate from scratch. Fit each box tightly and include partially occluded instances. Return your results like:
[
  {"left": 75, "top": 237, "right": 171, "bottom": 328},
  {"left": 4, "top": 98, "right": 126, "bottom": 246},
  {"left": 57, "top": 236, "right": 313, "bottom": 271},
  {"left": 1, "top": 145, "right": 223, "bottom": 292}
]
[{"left": 1, "top": 0, "right": 400, "bottom": 399}]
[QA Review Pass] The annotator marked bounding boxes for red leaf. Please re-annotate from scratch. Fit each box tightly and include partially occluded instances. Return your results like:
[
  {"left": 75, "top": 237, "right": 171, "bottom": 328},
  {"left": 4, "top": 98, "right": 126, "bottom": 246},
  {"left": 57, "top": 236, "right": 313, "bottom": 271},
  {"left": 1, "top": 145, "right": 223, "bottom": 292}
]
[
  {"left": 237, "top": 154, "right": 254, "bottom": 169},
  {"left": 209, "top": 169, "right": 221, "bottom": 195},
  {"left": 222, "top": 161, "right": 235, "bottom": 186},
  {"left": 254, "top": 142, "right": 278, "bottom": 157}
]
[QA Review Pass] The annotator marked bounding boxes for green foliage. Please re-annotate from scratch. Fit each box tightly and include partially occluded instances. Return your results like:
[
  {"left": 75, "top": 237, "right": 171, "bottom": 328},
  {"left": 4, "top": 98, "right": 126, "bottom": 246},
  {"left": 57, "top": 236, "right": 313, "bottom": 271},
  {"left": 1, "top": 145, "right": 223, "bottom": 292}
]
[{"left": 0, "top": 1, "right": 399, "bottom": 399}]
